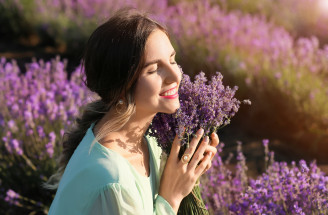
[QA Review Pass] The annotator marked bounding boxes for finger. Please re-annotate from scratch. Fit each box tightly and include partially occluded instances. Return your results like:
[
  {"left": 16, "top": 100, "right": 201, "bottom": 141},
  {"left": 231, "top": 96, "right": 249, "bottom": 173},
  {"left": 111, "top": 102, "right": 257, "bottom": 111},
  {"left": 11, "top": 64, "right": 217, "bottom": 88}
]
[
  {"left": 187, "top": 135, "right": 209, "bottom": 170},
  {"left": 169, "top": 127, "right": 185, "bottom": 161},
  {"left": 181, "top": 128, "right": 204, "bottom": 162},
  {"left": 201, "top": 163, "right": 212, "bottom": 175},
  {"left": 210, "top": 132, "right": 219, "bottom": 147},
  {"left": 195, "top": 151, "right": 212, "bottom": 176},
  {"left": 203, "top": 145, "right": 217, "bottom": 160}
]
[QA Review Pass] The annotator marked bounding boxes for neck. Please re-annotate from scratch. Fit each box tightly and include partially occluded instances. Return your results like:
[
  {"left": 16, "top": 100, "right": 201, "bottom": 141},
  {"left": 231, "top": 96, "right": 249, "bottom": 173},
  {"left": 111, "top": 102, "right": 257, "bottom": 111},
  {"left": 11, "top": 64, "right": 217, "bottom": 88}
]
[{"left": 95, "top": 108, "right": 156, "bottom": 152}]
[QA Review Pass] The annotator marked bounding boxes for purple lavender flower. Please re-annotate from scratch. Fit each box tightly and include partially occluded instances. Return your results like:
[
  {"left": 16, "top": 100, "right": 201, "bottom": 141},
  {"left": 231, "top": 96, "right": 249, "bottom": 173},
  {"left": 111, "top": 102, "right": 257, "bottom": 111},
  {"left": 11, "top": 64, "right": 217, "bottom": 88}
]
[
  {"left": 4, "top": 189, "right": 20, "bottom": 206},
  {"left": 202, "top": 140, "right": 328, "bottom": 214},
  {"left": 10, "top": 139, "right": 23, "bottom": 155},
  {"left": 148, "top": 69, "right": 249, "bottom": 154},
  {"left": 147, "top": 68, "right": 249, "bottom": 215},
  {"left": 46, "top": 131, "right": 56, "bottom": 158},
  {"left": 37, "top": 126, "right": 46, "bottom": 138},
  {"left": 0, "top": 57, "right": 96, "bottom": 213}
]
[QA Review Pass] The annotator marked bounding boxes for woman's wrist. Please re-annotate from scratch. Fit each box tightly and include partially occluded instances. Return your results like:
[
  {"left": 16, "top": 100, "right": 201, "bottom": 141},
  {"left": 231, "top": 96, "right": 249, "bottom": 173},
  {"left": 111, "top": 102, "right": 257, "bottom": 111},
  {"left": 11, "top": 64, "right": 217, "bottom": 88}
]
[
  {"left": 158, "top": 192, "right": 181, "bottom": 214},
  {"left": 168, "top": 199, "right": 180, "bottom": 214}
]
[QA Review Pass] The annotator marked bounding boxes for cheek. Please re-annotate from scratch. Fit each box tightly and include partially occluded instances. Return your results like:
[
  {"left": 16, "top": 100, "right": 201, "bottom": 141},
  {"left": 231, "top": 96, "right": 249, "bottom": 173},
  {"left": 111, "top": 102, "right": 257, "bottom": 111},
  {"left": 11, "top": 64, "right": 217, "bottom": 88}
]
[{"left": 135, "top": 78, "right": 160, "bottom": 101}]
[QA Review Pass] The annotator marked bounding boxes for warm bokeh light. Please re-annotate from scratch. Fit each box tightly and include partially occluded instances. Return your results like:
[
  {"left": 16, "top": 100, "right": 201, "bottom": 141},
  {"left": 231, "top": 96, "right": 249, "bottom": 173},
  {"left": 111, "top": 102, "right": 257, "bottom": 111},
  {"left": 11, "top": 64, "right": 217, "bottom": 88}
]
[{"left": 318, "top": 0, "right": 328, "bottom": 14}]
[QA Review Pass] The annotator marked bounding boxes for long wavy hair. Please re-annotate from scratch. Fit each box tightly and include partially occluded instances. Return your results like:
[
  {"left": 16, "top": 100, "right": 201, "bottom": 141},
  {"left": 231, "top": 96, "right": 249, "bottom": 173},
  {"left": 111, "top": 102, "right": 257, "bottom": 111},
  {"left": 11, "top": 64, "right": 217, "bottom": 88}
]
[{"left": 42, "top": 8, "right": 168, "bottom": 190}]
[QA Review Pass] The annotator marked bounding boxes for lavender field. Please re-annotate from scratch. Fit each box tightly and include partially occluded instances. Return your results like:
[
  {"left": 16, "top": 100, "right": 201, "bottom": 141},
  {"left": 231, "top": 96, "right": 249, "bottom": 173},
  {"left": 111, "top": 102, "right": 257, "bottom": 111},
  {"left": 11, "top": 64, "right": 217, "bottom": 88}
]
[{"left": 1, "top": 0, "right": 328, "bottom": 214}]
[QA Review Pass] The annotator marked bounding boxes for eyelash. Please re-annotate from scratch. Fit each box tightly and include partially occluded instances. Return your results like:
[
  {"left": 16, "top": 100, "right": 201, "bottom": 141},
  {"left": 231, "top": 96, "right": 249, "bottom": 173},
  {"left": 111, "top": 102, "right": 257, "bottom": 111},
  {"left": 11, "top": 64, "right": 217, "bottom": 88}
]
[{"left": 148, "top": 62, "right": 177, "bottom": 74}]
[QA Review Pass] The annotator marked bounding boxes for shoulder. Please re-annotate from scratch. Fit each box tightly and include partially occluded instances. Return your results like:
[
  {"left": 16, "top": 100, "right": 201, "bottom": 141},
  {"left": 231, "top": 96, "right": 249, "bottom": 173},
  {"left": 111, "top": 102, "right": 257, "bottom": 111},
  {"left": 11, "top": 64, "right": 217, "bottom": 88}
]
[
  {"left": 62, "top": 140, "right": 135, "bottom": 190},
  {"left": 85, "top": 148, "right": 135, "bottom": 186}
]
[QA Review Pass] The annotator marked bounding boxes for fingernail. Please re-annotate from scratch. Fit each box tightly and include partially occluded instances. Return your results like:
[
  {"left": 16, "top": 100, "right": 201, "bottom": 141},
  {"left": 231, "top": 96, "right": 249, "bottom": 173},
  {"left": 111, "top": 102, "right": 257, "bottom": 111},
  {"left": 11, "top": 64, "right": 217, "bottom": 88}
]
[
  {"left": 208, "top": 152, "right": 212, "bottom": 157},
  {"left": 197, "top": 128, "right": 204, "bottom": 135},
  {"left": 204, "top": 136, "right": 209, "bottom": 142}
]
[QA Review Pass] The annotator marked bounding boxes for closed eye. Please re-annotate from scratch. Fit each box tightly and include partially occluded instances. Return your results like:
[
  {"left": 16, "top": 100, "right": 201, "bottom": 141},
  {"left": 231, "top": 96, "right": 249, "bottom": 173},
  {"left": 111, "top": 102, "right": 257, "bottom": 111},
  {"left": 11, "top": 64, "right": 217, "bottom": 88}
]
[{"left": 148, "top": 70, "right": 157, "bottom": 74}]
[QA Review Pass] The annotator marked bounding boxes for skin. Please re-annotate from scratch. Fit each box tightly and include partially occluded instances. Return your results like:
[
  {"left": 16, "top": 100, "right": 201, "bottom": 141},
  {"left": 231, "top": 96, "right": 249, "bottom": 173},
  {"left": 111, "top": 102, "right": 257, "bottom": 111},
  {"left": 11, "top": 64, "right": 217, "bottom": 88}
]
[{"left": 93, "top": 29, "right": 219, "bottom": 214}]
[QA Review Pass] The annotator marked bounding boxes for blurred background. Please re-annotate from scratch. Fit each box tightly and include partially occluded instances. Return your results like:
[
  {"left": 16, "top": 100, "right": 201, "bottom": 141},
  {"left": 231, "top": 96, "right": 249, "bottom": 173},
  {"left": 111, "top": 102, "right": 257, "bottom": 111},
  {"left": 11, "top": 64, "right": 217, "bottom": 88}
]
[{"left": 1, "top": 0, "right": 327, "bottom": 214}]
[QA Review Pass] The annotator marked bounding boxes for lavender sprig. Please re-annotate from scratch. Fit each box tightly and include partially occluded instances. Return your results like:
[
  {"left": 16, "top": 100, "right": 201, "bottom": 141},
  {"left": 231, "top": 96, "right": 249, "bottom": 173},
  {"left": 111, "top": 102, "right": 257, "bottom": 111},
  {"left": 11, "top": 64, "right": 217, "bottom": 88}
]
[{"left": 147, "top": 68, "right": 249, "bottom": 155}]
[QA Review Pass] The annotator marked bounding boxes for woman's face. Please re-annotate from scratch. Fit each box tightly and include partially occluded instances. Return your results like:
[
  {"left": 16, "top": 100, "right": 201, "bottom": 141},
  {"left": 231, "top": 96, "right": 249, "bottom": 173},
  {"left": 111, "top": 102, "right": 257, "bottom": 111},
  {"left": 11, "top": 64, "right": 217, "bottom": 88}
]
[{"left": 135, "top": 29, "right": 181, "bottom": 116}]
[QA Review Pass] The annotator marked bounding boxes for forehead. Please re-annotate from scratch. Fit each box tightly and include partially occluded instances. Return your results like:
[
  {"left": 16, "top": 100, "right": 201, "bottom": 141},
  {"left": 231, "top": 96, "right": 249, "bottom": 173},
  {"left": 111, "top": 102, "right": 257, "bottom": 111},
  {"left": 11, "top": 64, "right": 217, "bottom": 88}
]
[{"left": 144, "top": 30, "right": 174, "bottom": 60}]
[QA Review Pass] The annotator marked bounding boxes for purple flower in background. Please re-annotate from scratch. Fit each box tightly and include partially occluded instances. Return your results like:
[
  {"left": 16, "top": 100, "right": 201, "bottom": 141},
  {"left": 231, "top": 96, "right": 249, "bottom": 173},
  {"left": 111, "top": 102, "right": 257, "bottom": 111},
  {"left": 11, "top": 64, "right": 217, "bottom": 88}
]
[
  {"left": 7, "top": 120, "right": 18, "bottom": 132},
  {"left": 0, "top": 57, "right": 97, "bottom": 213},
  {"left": 147, "top": 68, "right": 249, "bottom": 154},
  {"left": 202, "top": 139, "right": 328, "bottom": 214},
  {"left": 0, "top": 56, "right": 94, "bottom": 156},
  {"left": 46, "top": 132, "right": 56, "bottom": 158},
  {"left": 10, "top": 139, "right": 23, "bottom": 155},
  {"left": 37, "top": 126, "right": 46, "bottom": 138},
  {"left": 4, "top": 189, "right": 20, "bottom": 206},
  {"left": 262, "top": 139, "right": 269, "bottom": 147},
  {"left": 45, "top": 142, "right": 54, "bottom": 158}
]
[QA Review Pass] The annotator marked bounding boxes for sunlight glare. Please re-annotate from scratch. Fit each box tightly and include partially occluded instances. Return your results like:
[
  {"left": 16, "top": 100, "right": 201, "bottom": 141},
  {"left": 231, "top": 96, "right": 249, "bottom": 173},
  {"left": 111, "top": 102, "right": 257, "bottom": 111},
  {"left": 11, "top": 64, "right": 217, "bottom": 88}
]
[{"left": 318, "top": 0, "right": 328, "bottom": 12}]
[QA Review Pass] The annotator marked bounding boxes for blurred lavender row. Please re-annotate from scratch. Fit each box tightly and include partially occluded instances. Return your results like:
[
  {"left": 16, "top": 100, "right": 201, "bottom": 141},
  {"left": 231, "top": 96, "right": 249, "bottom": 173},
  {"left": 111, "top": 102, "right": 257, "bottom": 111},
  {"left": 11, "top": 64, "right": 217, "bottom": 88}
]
[
  {"left": 201, "top": 140, "right": 328, "bottom": 214},
  {"left": 215, "top": 0, "right": 328, "bottom": 45},
  {"left": 1, "top": 57, "right": 95, "bottom": 158},
  {"left": 2, "top": 0, "right": 328, "bottom": 156},
  {"left": 0, "top": 57, "right": 97, "bottom": 214},
  {"left": 164, "top": 0, "right": 328, "bottom": 160}
]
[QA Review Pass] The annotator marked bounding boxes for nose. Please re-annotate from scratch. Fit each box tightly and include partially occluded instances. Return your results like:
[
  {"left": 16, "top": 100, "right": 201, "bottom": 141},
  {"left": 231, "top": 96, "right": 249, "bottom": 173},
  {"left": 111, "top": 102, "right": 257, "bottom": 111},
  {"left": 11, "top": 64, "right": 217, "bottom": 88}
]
[{"left": 163, "top": 64, "right": 182, "bottom": 85}]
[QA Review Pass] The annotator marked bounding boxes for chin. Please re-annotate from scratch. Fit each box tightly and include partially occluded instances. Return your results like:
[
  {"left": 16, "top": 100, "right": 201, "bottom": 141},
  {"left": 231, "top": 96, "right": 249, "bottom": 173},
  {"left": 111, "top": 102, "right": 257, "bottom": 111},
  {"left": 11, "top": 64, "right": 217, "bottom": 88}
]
[
  {"left": 159, "top": 110, "right": 176, "bottom": 115},
  {"left": 164, "top": 105, "right": 180, "bottom": 114},
  {"left": 166, "top": 109, "right": 178, "bottom": 114}
]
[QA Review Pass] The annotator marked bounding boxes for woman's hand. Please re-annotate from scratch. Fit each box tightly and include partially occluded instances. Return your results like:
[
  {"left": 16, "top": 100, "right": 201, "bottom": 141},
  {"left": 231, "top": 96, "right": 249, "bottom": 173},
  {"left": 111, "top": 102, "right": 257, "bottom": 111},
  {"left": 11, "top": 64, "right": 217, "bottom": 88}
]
[
  {"left": 158, "top": 128, "right": 215, "bottom": 213},
  {"left": 201, "top": 132, "right": 219, "bottom": 175}
]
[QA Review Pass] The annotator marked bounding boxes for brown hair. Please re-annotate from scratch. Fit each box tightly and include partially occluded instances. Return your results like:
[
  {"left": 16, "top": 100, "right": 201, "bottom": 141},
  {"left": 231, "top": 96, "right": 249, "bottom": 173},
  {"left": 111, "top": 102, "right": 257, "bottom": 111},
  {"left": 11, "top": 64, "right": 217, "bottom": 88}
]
[{"left": 43, "top": 8, "right": 168, "bottom": 190}]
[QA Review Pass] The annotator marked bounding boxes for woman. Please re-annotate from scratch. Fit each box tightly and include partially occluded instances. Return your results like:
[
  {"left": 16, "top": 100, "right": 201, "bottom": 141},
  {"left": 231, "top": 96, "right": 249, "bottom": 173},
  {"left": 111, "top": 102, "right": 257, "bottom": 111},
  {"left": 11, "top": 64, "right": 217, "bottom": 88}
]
[{"left": 44, "top": 9, "right": 219, "bottom": 215}]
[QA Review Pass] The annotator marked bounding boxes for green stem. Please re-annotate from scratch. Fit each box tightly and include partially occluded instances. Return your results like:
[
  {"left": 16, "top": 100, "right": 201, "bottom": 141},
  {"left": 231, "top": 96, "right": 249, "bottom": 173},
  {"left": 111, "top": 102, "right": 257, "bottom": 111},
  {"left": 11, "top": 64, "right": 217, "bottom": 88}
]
[
  {"left": 21, "top": 154, "right": 37, "bottom": 171},
  {"left": 177, "top": 182, "right": 209, "bottom": 215}
]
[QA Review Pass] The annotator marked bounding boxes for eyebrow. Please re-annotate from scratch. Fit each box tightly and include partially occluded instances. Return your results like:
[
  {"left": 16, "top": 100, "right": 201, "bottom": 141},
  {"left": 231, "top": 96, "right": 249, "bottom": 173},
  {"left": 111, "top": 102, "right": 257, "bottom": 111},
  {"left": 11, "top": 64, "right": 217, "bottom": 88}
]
[{"left": 143, "top": 50, "right": 176, "bottom": 69}]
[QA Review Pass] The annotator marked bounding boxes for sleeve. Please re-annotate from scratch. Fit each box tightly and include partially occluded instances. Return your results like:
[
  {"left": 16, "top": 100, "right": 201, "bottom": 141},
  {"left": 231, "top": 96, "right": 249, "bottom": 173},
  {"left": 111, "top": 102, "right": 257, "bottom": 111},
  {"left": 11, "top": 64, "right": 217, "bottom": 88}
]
[
  {"left": 88, "top": 183, "right": 176, "bottom": 215},
  {"left": 154, "top": 194, "right": 176, "bottom": 215}
]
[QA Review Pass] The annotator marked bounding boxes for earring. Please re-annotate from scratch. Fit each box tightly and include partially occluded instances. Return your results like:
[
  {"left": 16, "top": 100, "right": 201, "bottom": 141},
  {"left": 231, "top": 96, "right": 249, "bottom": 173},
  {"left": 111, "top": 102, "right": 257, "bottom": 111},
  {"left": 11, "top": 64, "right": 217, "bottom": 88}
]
[{"left": 115, "top": 99, "right": 124, "bottom": 113}]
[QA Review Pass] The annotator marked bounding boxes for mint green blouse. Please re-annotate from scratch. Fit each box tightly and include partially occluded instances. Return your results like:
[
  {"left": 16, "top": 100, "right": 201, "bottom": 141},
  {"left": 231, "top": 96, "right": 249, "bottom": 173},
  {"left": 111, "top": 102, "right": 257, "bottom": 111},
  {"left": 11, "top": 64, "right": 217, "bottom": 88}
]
[{"left": 48, "top": 122, "right": 175, "bottom": 215}]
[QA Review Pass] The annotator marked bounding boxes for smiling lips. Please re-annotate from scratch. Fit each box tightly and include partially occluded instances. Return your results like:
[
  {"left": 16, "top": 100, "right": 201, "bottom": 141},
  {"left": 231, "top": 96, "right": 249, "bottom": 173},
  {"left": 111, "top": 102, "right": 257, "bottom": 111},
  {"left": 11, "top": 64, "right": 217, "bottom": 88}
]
[
  {"left": 160, "top": 86, "right": 178, "bottom": 96},
  {"left": 159, "top": 86, "right": 178, "bottom": 99}
]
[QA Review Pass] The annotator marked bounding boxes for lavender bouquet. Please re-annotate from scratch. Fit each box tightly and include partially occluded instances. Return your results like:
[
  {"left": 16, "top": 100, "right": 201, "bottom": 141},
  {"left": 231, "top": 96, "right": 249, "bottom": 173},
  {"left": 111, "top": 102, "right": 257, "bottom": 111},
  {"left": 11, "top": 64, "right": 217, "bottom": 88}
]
[{"left": 147, "top": 68, "right": 250, "bottom": 215}]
